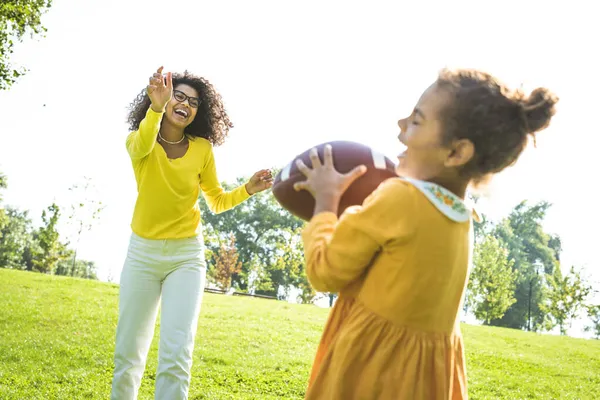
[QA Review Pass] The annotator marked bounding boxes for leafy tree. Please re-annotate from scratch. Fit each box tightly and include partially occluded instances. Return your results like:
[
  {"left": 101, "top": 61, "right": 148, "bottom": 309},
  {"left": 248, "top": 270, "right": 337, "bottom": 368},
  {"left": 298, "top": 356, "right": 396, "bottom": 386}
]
[
  {"left": 209, "top": 234, "right": 242, "bottom": 291},
  {"left": 0, "top": 172, "right": 8, "bottom": 231},
  {"left": 1, "top": 0, "right": 53, "bottom": 90},
  {"left": 30, "top": 203, "right": 67, "bottom": 273},
  {"left": 65, "top": 177, "right": 104, "bottom": 276},
  {"left": 585, "top": 304, "right": 600, "bottom": 340},
  {"left": 55, "top": 249, "right": 98, "bottom": 280},
  {"left": 270, "top": 226, "right": 316, "bottom": 302},
  {"left": 469, "top": 194, "right": 489, "bottom": 246},
  {"left": 467, "top": 235, "right": 518, "bottom": 324},
  {"left": 0, "top": 171, "right": 6, "bottom": 195},
  {"left": 20, "top": 240, "right": 39, "bottom": 271},
  {"left": 547, "top": 234, "right": 562, "bottom": 262},
  {"left": 73, "top": 259, "right": 98, "bottom": 280},
  {"left": 199, "top": 176, "right": 304, "bottom": 294},
  {"left": 0, "top": 172, "right": 95, "bottom": 277},
  {"left": 490, "top": 201, "right": 560, "bottom": 331},
  {"left": 0, "top": 206, "right": 33, "bottom": 269},
  {"left": 542, "top": 266, "right": 591, "bottom": 335},
  {"left": 245, "top": 255, "right": 275, "bottom": 294},
  {"left": 296, "top": 280, "right": 318, "bottom": 304}
]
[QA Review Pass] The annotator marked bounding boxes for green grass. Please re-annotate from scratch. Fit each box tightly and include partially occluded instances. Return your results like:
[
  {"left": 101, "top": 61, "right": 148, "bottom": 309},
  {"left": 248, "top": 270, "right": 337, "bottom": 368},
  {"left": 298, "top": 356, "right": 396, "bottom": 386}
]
[{"left": 1, "top": 269, "right": 599, "bottom": 399}]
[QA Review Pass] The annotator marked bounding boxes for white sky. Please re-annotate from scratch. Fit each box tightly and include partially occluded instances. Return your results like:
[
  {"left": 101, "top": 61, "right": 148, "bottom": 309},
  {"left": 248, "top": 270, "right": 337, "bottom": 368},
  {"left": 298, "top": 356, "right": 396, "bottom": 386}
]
[{"left": 0, "top": 0, "right": 598, "bottom": 303}]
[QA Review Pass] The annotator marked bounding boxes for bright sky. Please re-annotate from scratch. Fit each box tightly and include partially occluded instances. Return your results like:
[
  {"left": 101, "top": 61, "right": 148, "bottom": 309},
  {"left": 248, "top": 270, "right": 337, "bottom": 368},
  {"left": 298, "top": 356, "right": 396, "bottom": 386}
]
[{"left": 0, "top": 0, "right": 597, "bottom": 302}]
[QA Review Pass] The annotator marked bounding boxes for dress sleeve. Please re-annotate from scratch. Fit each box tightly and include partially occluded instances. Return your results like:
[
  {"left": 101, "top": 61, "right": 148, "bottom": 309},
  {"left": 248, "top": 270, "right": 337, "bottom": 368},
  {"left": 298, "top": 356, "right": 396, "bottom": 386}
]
[{"left": 302, "top": 178, "right": 417, "bottom": 292}]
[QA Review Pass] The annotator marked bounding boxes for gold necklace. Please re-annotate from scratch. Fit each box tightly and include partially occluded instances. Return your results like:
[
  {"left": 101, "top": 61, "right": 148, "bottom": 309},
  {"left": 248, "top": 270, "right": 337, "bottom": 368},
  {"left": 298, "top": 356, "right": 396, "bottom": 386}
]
[{"left": 158, "top": 131, "right": 185, "bottom": 145}]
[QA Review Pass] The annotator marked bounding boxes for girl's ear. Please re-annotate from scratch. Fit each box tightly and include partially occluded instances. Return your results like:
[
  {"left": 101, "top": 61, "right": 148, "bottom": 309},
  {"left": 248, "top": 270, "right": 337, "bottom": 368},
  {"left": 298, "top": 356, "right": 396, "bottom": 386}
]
[{"left": 444, "top": 138, "right": 474, "bottom": 168}]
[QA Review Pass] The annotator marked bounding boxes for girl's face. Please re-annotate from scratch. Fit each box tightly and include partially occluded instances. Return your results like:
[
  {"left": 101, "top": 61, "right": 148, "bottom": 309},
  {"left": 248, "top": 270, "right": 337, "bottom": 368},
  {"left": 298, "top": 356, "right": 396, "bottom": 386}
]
[
  {"left": 164, "top": 84, "right": 200, "bottom": 129},
  {"left": 396, "top": 82, "right": 474, "bottom": 184}
]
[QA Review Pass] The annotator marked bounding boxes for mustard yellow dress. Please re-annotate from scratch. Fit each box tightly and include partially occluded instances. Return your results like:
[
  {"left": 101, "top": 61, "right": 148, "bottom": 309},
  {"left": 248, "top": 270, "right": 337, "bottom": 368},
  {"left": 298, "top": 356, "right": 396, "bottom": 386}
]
[{"left": 302, "top": 177, "right": 475, "bottom": 400}]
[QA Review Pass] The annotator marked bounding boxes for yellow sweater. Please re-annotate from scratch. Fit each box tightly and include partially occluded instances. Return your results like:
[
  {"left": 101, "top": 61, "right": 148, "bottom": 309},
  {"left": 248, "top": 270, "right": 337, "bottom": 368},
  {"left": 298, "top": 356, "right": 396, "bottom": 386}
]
[{"left": 126, "top": 107, "right": 250, "bottom": 239}]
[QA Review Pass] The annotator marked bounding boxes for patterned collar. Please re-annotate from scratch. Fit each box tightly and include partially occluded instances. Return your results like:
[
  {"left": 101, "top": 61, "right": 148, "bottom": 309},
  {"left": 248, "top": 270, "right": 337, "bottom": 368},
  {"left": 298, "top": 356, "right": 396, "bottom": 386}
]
[{"left": 402, "top": 177, "right": 479, "bottom": 223}]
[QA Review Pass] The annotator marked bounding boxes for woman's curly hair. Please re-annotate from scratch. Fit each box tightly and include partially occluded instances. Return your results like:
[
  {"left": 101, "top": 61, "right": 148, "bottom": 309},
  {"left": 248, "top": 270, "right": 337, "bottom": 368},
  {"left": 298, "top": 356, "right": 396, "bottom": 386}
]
[
  {"left": 436, "top": 68, "right": 558, "bottom": 182},
  {"left": 127, "top": 71, "right": 233, "bottom": 146}
]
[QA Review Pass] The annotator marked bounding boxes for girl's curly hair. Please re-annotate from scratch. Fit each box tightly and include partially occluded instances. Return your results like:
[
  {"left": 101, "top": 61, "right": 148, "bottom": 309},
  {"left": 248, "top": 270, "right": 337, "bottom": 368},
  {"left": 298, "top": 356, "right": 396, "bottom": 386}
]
[
  {"left": 436, "top": 68, "right": 558, "bottom": 182},
  {"left": 127, "top": 71, "right": 233, "bottom": 146}
]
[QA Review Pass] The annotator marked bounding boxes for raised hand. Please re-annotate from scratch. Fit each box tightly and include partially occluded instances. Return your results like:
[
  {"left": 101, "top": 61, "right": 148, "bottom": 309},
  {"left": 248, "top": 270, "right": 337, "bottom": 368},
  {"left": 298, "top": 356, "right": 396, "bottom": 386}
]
[
  {"left": 245, "top": 169, "right": 274, "bottom": 195},
  {"left": 294, "top": 144, "right": 366, "bottom": 202},
  {"left": 147, "top": 66, "right": 173, "bottom": 113}
]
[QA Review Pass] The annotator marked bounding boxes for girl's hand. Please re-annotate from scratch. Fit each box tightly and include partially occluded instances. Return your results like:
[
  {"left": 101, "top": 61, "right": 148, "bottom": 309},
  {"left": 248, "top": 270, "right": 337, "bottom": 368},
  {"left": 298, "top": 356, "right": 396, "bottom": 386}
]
[
  {"left": 246, "top": 169, "right": 274, "bottom": 195},
  {"left": 147, "top": 66, "right": 173, "bottom": 113},
  {"left": 294, "top": 144, "right": 366, "bottom": 214}
]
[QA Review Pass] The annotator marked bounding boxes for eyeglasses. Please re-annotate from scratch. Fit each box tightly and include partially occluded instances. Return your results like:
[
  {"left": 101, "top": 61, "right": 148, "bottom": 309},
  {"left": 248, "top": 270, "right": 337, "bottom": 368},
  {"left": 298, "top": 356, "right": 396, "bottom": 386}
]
[{"left": 173, "top": 90, "right": 201, "bottom": 108}]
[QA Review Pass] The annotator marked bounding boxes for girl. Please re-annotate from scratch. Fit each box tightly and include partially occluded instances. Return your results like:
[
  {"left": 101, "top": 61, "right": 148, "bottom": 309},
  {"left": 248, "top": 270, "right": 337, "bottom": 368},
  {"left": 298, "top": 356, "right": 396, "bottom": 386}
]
[
  {"left": 111, "top": 67, "right": 272, "bottom": 400},
  {"left": 294, "top": 68, "right": 558, "bottom": 399}
]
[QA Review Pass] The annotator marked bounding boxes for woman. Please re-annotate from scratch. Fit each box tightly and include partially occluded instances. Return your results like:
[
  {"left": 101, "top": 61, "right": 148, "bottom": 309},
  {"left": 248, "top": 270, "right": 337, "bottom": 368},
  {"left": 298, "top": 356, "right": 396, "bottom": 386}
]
[{"left": 111, "top": 66, "right": 272, "bottom": 400}]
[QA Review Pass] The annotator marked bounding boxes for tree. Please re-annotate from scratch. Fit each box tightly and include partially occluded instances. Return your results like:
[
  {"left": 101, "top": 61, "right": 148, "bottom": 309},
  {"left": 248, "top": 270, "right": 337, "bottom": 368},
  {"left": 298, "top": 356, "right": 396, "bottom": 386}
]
[
  {"left": 467, "top": 235, "right": 518, "bottom": 324},
  {"left": 542, "top": 266, "right": 592, "bottom": 335},
  {"left": 296, "top": 280, "right": 318, "bottom": 304},
  {"left": 245, "top": 255, "right": 275, "bottom": 294},
  {"left": 65, "top": 177, "right": 104, "bottom": 276},
  {"left": 0, "top": 172, "right": 8, "bottom": 240},
  {"left": 490, "top": 201, "right": 561, "bottom": 331},
  {"left": 547, "top": 234, "right": 562, "bottom": 262},
  {"left": 0, "top": 171, "right": 96, "bottom": 277},
  {"left": 469, "top": 194, "right": 489, "bottom": 246},
  {"left": 209, "top": 234, "right": 242, "bottom": 291},
  {"left": 1, "top": 0, "right": 53, "bottom": 90},
  {"left": 73, "top": 259, "right": 97, "bottom": 280},
  {"left": 270, "top": 226, "right": 316, "bottom": 303},
  {"left": 585, "top": 304, "right": 600, "bottom": 340},
  {"left": 199, "top": 175, "right": 304, "bottom": 294},
  {"left": 0, "top": 171, "right": 6, "bottom": 196},
  {"left": 30, "top": 202, "right": 67, "bottom": 273},
  {"left": 55, "top": 250, "right": 98, "bottom": 280},
  {"left": 0, "top": 206, "right": 34, "bottom": 269}
]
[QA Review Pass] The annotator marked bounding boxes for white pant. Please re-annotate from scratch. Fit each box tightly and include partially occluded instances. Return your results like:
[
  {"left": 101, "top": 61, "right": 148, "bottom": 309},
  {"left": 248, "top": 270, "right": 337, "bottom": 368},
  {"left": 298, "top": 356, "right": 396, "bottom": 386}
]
[{"left": 111, "top": 232, "right": 207, "bottom": 400}]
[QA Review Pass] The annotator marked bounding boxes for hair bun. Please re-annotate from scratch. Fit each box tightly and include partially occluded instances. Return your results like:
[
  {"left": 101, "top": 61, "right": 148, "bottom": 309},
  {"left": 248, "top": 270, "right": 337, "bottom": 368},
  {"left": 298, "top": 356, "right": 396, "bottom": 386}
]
[{"left": 520, "top": 88, "right": 559, "bottom": 134}]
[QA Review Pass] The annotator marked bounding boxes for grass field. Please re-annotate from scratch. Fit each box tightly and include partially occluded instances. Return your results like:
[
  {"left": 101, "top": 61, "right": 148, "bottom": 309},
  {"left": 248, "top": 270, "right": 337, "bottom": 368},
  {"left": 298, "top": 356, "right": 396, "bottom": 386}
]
[{"left": 1, "top": 268, "right": 599, "bottom": 399}]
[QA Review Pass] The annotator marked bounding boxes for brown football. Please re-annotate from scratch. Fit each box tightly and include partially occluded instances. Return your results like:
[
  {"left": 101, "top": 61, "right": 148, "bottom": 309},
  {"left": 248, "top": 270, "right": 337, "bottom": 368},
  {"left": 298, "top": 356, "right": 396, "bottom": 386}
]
[{"left": 272, "top": 141, "right": 398, "bottom": 221}]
